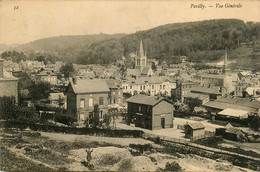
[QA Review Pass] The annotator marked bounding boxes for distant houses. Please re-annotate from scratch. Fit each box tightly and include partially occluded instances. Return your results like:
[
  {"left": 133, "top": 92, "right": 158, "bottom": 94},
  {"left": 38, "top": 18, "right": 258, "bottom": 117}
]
[
  {"left": 126, "top": 94, "right": 174, "bottom": 130},
  {"left": 122, "top": 76, "right": 176, "bottom": 97}
]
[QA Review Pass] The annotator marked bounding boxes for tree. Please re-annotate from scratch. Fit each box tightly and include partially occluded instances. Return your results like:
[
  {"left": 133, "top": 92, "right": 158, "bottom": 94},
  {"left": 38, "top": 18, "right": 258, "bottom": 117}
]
[
  {"left": 29, "top": 81, "right": 51, "bottom": 102},
  {"left": 60, "top": 62, "right": 76, "bottom": 78},
  {"left": 185, "top": 97, "right": 201, "bottom": 113},
  {"left": 151, "top": 62, "right": 157, "bottom": 71},
  {"left": 92, "top": 104, "right": 100, "bottom": 128},
  {"left": 18, "top": 72, "right": 34, "bottom": 106}
]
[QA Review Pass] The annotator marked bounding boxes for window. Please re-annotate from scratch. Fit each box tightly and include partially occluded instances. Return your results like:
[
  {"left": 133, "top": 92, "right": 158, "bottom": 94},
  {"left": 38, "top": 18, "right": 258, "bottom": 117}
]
[
  {"left": 99, "top": 97, "right": 104, "bottom": 105},
  {"left": 140, "top": 86, "right": 142, "bottom": 90},
  {"left": 89, "top": 112, "right": 93, "bottom": 119},
  {"left": 126, "top": 86, "right": 128, "bottom": 89},
  {"left": 143, "top": 86, "right": 145, "bottom": 90},
  {"left": 80, "top": 99, "right": 85, "bottom": 108},
  {"left": 163, "top": 85, "right": 165, "bottom": 89},
  {"left": 160, "top": 85, "right": 162, "bottom": 89},
  {"left": 113, "top": 99, "right": 116, "bottom": 104},
  {"left": 100, "top": 111, "right": 103, "bottom": 118},
  {"left": 80, "top": 112, "right": 85, "bottom": 120},
  {"left": 147, "top": 106, "right": 150, "bottom": 113},
  {"left": 152, "top": 85, "right": 154, "bottom": 89},
  {"left": 89, "top": 98, "right": 93, "bottom": 107},
  {"left": 130, "top": 86, "right": 132, "bottom": 89},
  {"left": 139, "top": 106, "right": 141, "bottom": 112}
]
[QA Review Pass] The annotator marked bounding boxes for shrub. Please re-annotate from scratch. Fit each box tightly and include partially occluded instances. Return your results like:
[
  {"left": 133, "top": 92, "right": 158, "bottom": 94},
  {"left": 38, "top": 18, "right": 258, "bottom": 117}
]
[
  {"left": 118, "top": 159, "right": 133, "bottom": 171},
  {"left": 100, "top": 154, "right": 122, "bottom": 165},
  {"left": 164, "top": 161, "right": 182, "bottom": 172},
  {"left": 155, "top": 136, "right": 161, "bottom": 144}
]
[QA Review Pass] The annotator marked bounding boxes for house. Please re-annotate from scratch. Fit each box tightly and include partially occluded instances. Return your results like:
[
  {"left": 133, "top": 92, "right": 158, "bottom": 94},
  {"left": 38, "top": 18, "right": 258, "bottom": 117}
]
[
  {"left": 184, "top": 93, "right": 209, "bottom": 106},
  {"left": 184, "top": 123, "right": 205, "bottom": 139},
  {"left": 126, "top": 94, "right": 174, "bottom": 130},
  {"left": 105, "top": 79, "right": 123, "bottom": 106},
  {"left": 66, "top": 78, "right": 110, "bottom": 126},
  {"left": 34, "top": 70, "right": 58, "bottom": 85},
  {"left": 216, "top": 125, "right": 246, "bottom": 141},
  {"left": 122, "top": 76, "right": 176, "bottom": 96},
  {"left": 204, "top": 96, "right": 260, "bottom": 121},
  {"left": 0, "top": 58, "right": 19, "bottom": 103},
  {"left": 171, "top": 81, "right": 200, "bottom": 102}
]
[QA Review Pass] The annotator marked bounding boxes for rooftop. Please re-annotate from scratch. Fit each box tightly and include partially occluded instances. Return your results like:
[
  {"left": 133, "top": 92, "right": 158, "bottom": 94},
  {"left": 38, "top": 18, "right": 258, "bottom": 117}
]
[
  {"left": 126, "top": 94, "right": 172, "bottom": 106},
  {"left": 186, "top": 123, "right": 205, "bottom": 130},
  {"left": 69, "top": 78, "right": 110, "bottom": 94}
]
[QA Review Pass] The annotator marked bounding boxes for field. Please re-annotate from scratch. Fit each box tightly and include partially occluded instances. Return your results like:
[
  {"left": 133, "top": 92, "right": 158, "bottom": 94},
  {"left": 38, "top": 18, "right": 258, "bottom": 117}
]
[{"left": 0, "top": 128, "right": 257, "bottom": 171}]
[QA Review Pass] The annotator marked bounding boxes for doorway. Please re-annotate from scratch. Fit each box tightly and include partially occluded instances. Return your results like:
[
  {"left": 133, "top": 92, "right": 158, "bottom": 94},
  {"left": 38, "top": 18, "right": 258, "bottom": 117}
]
[{"left": 161, "top": 118, "right": 165, "bottom": 129}]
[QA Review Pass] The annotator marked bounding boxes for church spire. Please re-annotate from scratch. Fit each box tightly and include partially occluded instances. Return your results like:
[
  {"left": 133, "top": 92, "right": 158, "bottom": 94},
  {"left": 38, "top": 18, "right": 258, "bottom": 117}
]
[{"left": 139, "top": 39, "right": 144, "bottom": 57}]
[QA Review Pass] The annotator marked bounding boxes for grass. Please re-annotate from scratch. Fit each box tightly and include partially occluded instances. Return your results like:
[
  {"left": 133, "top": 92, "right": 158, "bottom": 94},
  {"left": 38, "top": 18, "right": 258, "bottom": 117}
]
[
  {"left": 118, "top": 158, "right": 133, "bottom": 171},
  {"left": 0, "top": 144, "right": 54, "bottom": 172}
]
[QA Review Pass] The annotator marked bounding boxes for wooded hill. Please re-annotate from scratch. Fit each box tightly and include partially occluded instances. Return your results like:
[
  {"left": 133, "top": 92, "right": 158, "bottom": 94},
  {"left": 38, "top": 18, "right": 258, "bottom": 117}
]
[{"left": 4, "top": 19, "right": 260, "bottom": 70}]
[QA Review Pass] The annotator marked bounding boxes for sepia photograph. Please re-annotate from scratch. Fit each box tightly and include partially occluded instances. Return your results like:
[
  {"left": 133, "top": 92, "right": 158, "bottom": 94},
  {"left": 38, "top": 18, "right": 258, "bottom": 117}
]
[{"left": 0, "top": 0, "right": 260, "bottom": 171}]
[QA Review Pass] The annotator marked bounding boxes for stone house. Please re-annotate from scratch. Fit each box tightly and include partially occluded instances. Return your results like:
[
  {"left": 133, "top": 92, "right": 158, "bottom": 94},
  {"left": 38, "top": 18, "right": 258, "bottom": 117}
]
[
  {"left": 0, "top": 58, "right": 19, "bottom": 103},
  {"left": 126, "top": 94, "right": 174, "bottom": 130},
  {"left": 66, "top": 78, "right": 110, "bottom": 126}
]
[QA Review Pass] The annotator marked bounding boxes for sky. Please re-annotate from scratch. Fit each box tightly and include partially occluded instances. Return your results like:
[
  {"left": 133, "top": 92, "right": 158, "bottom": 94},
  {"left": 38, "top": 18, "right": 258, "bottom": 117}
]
[{"left": 0, "top": 0, "right": 260, "bottom": 45}]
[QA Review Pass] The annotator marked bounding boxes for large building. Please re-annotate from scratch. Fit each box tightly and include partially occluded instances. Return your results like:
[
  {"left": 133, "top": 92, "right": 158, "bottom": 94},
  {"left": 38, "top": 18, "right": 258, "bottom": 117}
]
[
  {"left": 127, "top": 40, "right": 154, "bottom": 78},
  {"left": 122, "top": 76, "right": 176, "bottom": 96},
  {"left": 126, "top": 94, "right": 174, "bottom": 130},
  {"left": 0, "top": 58, "right": 19, "bottom": 103},
  {"left": 34, "top": 70, "right": 58, "bottom": 85},
  {"left": 66, "top": 78, "right": 110, "bottom": 126}
]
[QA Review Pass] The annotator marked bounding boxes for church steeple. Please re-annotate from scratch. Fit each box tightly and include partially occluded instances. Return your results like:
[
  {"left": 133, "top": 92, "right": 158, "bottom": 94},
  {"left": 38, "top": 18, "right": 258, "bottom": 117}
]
[{"left": 139, "top": 40, "right": 144, "bottom": 57}]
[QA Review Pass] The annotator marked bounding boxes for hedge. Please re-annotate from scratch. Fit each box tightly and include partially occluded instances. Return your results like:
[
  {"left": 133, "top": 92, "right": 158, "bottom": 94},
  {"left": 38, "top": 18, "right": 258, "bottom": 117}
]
[{"left": 0, "top": 121, "right": 143, "bottom": 138}]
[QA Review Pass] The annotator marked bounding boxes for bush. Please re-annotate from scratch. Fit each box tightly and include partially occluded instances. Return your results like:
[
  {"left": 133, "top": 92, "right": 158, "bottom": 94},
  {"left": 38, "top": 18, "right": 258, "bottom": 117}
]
[
  {"left": 164, "top": 161, "right": 182, "bottom": 172},
  {"left": 118, "top": 159, "right": 133, "bottom": 171},
  {"left": 129, "top": 143, "right": 153, "bottom": 154},
  {"left": 155, "top": 136, "right": 161, "bottom": 144},
  {"left": 100, "top": 154, "right": 122, "bottom": 165}
]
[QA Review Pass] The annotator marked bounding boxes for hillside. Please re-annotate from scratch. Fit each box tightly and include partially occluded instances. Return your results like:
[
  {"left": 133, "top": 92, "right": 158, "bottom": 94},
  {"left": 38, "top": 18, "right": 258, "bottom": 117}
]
[
  {"left": 14, "top": 33, "right": 125, "bottom": 54},
  {"left": 3, "top": 19, "right": 260, "bottom": 70}
]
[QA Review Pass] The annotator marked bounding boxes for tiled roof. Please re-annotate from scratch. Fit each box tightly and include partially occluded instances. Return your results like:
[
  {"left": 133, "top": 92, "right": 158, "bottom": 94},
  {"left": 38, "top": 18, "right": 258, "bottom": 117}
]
[
  {"left": 70, "top": 78, "right": 110, "bottom": 94},
  {"left": 0, "top": 70, "right": 18, "bottom": 81},
  {"left": 140, "top": 67, "right": 151, "bottom": 75},
  {"left": 126, "top": 76, "right": 175, "bottom": 85},
  {"left": 184, "top": 92, "right": 209, "bottom": 100},
  {"left": 204, "top": 97, "right": 260, "bottom": 112},
  {"left": 126, "top": 94, "right": 172, "bottom": 106},
  {"left": 218, "top": 108, "right": 249, "bottom": 118},
  {"left": 186, "top": 123, "right": 205, "bottom": 130},
  {"left": 191, "top": 86, "right": 221, "bottom": 95},
  {"left": 127, "top": 69, "right": 140, "bottom": 76},
  {"left": 105, "top": 79, "right": 121, "bottom": 89}
]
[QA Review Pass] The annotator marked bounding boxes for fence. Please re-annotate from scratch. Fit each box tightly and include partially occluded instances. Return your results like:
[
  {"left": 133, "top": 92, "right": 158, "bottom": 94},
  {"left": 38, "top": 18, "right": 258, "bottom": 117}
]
[
  {"left": 0, "top": 121, "right": 144, "bottom": 138},
  {"left": 190, "top": 130, "right": 215, "bottom": 142},
  {"left": 143, "top": 132, "right": 260, "bottom": 162},
  {"left": 177, "top": 124, "right": 185, "bottom": 130}
]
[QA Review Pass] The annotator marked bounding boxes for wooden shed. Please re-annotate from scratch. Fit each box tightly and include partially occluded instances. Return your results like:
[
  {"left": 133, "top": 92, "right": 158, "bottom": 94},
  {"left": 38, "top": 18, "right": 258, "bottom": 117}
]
[{"left": 185, "top": 123, "right": 205, "bottom": 139}]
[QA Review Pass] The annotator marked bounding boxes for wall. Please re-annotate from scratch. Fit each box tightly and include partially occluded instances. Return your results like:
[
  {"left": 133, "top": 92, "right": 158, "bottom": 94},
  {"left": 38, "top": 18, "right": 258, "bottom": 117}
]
[
  {"left": 152, "top": 100, "right": 173, "bottom": 130},
  {"left": 0, "top": 80, "right": 18, "bottom": 103}
]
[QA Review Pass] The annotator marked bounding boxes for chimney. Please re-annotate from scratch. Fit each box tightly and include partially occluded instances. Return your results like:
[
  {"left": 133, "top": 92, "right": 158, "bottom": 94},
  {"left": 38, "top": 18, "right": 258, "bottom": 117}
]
[{"left": 0, "top": 58, "right": 3, "bottom": 78}]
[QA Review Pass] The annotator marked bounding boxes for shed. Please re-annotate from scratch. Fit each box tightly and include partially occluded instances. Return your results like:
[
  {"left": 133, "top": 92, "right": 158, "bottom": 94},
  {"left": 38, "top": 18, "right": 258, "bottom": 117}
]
[{"left": 185, "top": 123, "right": 205, "bottom": 139}]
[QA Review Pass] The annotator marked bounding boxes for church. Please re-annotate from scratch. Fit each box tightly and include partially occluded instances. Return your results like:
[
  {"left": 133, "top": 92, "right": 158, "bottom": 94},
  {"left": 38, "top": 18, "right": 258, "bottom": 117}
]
[{"left": 127, "top": 40, "right": 154, "bottom": 78}]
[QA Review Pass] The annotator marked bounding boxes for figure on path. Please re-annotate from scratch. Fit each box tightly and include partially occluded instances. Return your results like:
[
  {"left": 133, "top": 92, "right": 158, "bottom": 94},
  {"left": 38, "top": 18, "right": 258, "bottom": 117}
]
[{"left": 86, "top": 148, "right": 93, "bottom": 163}]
